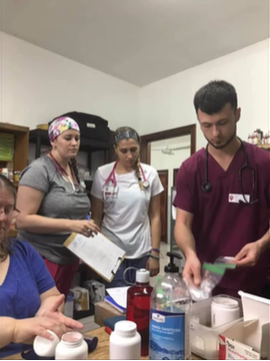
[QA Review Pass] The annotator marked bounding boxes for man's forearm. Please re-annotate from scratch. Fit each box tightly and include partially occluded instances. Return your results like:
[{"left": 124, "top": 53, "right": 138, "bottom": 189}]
[
  {"left": 174, "top": 222, "right": 197, "bottom": 257},
  {"left": 257, "top": 228, "right": 270, "bottom": 252}
]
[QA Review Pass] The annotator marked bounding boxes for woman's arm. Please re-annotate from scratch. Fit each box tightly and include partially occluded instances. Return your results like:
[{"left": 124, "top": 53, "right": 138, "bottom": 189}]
[
  {"left": 36, "top": 287, "right": 64, "bottom": 316},
  {"left": 91, "top": 196, "right": 104, "bottom": 227},
  {"left": 0, "top": 315, "right": 82, "bottom": 348},
  {"left": 146, "top": 194, "right": 161, "bottom": 276},
  {"left": 0, "top": 317, "right": 16, "bottom": 348},
  {"left": 148, "top": 193, "right": 161, "bottom": 252},
  {"left": 0, "top": 317, "right": 57, "bottom": 347},
  {"left": 16, "top": 186, "right": 99, "bottom": 235}
]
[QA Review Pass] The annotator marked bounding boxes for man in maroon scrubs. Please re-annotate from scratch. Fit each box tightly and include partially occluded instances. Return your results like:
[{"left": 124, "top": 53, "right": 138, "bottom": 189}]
[{"left": 174, "top": 80, "right": 270, "bottom": 298}]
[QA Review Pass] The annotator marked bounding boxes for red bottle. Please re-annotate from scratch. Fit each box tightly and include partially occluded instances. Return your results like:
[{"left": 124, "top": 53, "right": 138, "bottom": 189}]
[{"left": 126, "top": 269, "right": 153, "bottom": 357}]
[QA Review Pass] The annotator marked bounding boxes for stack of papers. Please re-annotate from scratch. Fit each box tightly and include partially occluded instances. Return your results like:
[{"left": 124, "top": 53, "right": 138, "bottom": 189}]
[{"left": 104, "top": 286, "right": 130, "bottom": 313}]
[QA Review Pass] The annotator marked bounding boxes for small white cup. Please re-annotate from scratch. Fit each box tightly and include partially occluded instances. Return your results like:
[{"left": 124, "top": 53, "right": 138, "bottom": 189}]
[{"left": 33, "top": 330, "right": 60, "bottom": 357}]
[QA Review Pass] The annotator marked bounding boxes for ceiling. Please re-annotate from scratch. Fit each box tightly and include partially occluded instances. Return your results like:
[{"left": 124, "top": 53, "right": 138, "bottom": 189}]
[{"left": 1, "top": 0, "right": 269, "bottom": 86}]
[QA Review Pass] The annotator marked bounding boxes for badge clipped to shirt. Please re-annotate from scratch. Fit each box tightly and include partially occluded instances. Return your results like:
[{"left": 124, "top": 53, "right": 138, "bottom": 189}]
[
  {"left": 103, "top": 186, "right": 119, "bottom": 201},
  {"left": 228, "top": 193, "right": 250, "bottom": 203}
]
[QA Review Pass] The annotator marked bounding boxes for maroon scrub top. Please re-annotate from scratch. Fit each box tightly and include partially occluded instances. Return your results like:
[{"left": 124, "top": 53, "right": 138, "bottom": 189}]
[{"left": 174, "top": 141, "right": 270, "bottom": 297}]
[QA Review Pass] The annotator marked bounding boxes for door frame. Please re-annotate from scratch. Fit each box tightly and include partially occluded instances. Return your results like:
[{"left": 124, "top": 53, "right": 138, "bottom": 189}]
[
  {"left": 140, "top": 124, "right": 196, "bottom": 163},
  {"left": 157, "top": 169, "right": 168, "bottom": 243}
]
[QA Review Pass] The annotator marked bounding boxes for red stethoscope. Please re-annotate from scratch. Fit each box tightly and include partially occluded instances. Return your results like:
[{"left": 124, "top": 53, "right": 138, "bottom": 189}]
[{"left": 104, "top": 161, "right": 150, "bottom": 189}]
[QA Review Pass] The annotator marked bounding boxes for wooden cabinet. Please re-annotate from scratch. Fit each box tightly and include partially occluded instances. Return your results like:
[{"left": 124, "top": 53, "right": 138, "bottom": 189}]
[
  {"left": 0, "top": 122, "right": 29, "bottom": 180},
  {"left": 0, "top": 122, "right": 29, "bottom": 237}
]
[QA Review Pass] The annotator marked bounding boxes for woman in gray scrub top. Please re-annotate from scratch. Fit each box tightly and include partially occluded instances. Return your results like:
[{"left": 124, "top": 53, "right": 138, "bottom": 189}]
[{"left": 16, "top": 117, "right": 100, "bottom": 296}]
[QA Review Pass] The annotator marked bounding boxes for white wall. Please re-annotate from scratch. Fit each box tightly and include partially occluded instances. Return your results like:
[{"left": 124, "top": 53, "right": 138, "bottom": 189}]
[
  {"left": 139, "top": 39, "right": 269, "bottom": 149},
  {"left": 1, "top": 32, "right": 268, "bottom": 146},
  {"left": 151, "top": 135, "right": 190, "bottom": 246},
  {"left": 0, "top": 32, "right": 139, "bottom": 131}
]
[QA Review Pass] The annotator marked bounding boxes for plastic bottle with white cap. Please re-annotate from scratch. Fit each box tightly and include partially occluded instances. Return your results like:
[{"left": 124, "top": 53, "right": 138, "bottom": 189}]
[
  {"left": 211, "top": 295, "right": 240, "bottom": 327},
  {"left": 126, "top": 268, "right": 153, "bottom": 356},
  {"left": 109, "top": 320, "right": 141, "bottom": 360},
  {"left": 55, "top": 331, "right": 88, "bottom": 360},
  {"left": 149, "top": 252, "right": 192, "bottom": 360}
]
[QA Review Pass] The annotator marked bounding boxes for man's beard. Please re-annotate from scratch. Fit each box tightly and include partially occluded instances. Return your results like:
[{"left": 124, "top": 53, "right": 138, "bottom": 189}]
[{"left": 206, "top": 127, "right": 237, "bottom": 150}]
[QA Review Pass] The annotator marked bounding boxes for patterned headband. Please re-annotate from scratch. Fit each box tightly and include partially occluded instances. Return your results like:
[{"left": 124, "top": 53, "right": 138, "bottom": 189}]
[
  {"left": 114, "top": 130, "right": 139, "bottom": 144},
  {"left": 48, "top": 117, "right": 80, "bottom": 142}
]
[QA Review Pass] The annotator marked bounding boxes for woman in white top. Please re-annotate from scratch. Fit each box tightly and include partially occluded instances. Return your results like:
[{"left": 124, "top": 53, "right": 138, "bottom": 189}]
[{"left": 91, "top": 126, "right": 163, "bottom": 287}]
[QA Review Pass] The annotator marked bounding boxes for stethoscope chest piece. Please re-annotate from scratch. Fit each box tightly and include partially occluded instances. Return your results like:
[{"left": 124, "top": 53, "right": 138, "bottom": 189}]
[
  {"left": 142, "top": 180, "right": 150, "bottom": 189},
  {"left": 201, "top": 182, "right": 212, "bottom": 193}
]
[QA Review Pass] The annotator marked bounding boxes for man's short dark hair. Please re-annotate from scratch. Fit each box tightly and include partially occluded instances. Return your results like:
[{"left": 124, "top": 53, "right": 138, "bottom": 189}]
[{"left": 194, "top": 80, "right": 238, "bottom": 115}]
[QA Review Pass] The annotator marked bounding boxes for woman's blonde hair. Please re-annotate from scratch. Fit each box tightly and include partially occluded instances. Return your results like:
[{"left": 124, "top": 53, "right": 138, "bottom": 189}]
[
  {"left": 114, "top": 126, "right": 144, "bottom": 190},
  {"left": 0, "top": 175, "right": 16, "bottom": 261}
]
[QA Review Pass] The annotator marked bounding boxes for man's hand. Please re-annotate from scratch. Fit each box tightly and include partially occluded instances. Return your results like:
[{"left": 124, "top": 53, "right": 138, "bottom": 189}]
[
  {"left": 234, "top": 241, "right": 262, "bottom": 267},
  {"left": 182, "top": 252, "right": 201, "bottom": 287}
]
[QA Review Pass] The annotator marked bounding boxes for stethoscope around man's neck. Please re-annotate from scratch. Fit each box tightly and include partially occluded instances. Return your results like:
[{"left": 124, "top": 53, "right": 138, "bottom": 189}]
[
  {"left": 104, "top": 160, "right": 149, "bottom": 189},
  {"left": 201, "top": 137, "right": 258, "bottom": 205}
]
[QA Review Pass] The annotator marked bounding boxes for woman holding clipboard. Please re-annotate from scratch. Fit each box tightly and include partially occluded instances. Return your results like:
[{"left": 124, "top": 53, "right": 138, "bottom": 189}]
[{"left": 91, "top": 126, "right": 163, "bottom": 287}]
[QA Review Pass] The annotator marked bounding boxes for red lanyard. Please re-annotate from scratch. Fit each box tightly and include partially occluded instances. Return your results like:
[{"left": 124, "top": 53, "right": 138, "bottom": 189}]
[
  {"left": 104, "top": 161, "right": 147, "bottom": 187},
  {"left": 49, "top": 152, "right": 77, "bottom": 185}
]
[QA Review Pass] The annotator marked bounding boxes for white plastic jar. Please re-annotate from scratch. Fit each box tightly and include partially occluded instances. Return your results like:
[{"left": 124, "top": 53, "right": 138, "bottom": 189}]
[
  {"left": 55, "top": 332, "right": 88, "bottom": 360},
  {"left": 109, "top": 320, "right": 141, "bottom": 360},
  {"left": 211, "top": 295, "right": 240, "bottom": 327}
]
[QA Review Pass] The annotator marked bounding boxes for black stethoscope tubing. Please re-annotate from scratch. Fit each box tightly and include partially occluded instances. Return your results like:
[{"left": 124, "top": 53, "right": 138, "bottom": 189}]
[{"left": 201, "top": 138, "right": 258, "bottom": 204}]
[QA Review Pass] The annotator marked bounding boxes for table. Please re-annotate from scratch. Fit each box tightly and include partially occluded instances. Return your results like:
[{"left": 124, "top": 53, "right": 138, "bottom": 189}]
[{"left": 2, "top": 327, "right": 201, "bottom": 360}]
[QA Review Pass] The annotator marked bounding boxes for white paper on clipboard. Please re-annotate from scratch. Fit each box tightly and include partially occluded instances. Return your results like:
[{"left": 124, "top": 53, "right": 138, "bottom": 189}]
[{"left": 64, "top": 232, "right": 125, "bottom": 282}]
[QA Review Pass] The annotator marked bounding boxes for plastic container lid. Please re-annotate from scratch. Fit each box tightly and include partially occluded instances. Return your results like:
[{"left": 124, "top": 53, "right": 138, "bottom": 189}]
[
  {"left": 136, "top": 269, "right": 150, "bottom": 283},
  {"left": 33, "top": 330, "right": 59, "bottom": 357},
  {"left": 212, "top": 295, "right": 239, "bottom": 308},
  {"left": 114, "top": 320, "right": 137, "bottom": 337}
]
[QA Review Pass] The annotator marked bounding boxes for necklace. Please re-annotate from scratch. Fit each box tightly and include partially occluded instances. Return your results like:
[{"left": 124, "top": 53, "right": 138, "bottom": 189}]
[{"left": 49, "top": 152, "right": 76, "bottom": 191}]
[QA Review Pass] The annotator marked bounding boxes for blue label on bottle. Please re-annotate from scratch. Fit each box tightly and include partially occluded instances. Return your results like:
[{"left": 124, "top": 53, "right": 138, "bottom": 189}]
[{"left": 149, "top": 309, "right": 185, "bottom": 360}]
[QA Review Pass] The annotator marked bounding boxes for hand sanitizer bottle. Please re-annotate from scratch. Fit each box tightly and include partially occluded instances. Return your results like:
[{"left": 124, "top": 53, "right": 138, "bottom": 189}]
[{"left": 149, "top": 252, "right": 192, "bottom": 360}]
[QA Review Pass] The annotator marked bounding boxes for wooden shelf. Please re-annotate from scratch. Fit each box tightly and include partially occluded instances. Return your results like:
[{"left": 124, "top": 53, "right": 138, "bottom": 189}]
[
  {"left": 29, "top": 128, "right": 112, "bottom": 158},
  {"left": 257, "top": 144, "right": 270, "bottom": 150},
  {"left": 0, "top": 122, "right": 29, "bottom": 172},
  {"left": 8, "top": 229, "right": 18, "bottom": 238}
]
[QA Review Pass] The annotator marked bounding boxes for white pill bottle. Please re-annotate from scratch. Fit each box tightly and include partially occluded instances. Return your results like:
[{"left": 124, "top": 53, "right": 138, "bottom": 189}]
[
  {"left": 109, "top": 320, "right": 141, "bottom": 360},
  {"left": 211, "top": 295, "right": 240, "bottom": 327},
  {"left": 55, "top": 332, "right": 88, "bottom": 360}
]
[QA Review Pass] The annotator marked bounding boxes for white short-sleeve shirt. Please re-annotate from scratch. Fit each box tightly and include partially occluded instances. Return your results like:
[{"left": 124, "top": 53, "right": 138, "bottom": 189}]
[{"left": 91, "top": 162, "right": 164, "bottom": 258}]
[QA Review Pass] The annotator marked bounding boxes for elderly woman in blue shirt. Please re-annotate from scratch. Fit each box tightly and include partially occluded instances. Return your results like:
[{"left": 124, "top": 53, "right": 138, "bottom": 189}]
[{"left": 0, "top": 175, "right": 83, "bottom": 357}]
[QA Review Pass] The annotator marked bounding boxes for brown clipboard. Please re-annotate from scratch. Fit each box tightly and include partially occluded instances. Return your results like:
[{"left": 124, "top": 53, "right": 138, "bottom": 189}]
[{"left": 64, "top": 232, "right": 125, "bottom": 282}]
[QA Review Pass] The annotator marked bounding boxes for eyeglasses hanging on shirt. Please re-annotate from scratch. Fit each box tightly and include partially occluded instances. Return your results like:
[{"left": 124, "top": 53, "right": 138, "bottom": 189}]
[{"left": 201, "top": 138, "right": 258, "bottom": 205}]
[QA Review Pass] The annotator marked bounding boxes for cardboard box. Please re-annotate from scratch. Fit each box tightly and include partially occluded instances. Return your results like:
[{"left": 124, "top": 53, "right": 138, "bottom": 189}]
[
  {"left": 83, "top": 280, "right": 105, "bottom": 304},
  {"left": 94, "top": 301, "right": 125, "bottom": 326},
  {"left": 219, "top": 291, "right": 270, "bottom": 360},
  {"left": 190, "top": 297, "right": 242, "bottom": 360},
  {"left": 70, "top": 286, "right": 89, "bottom": 311}
]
